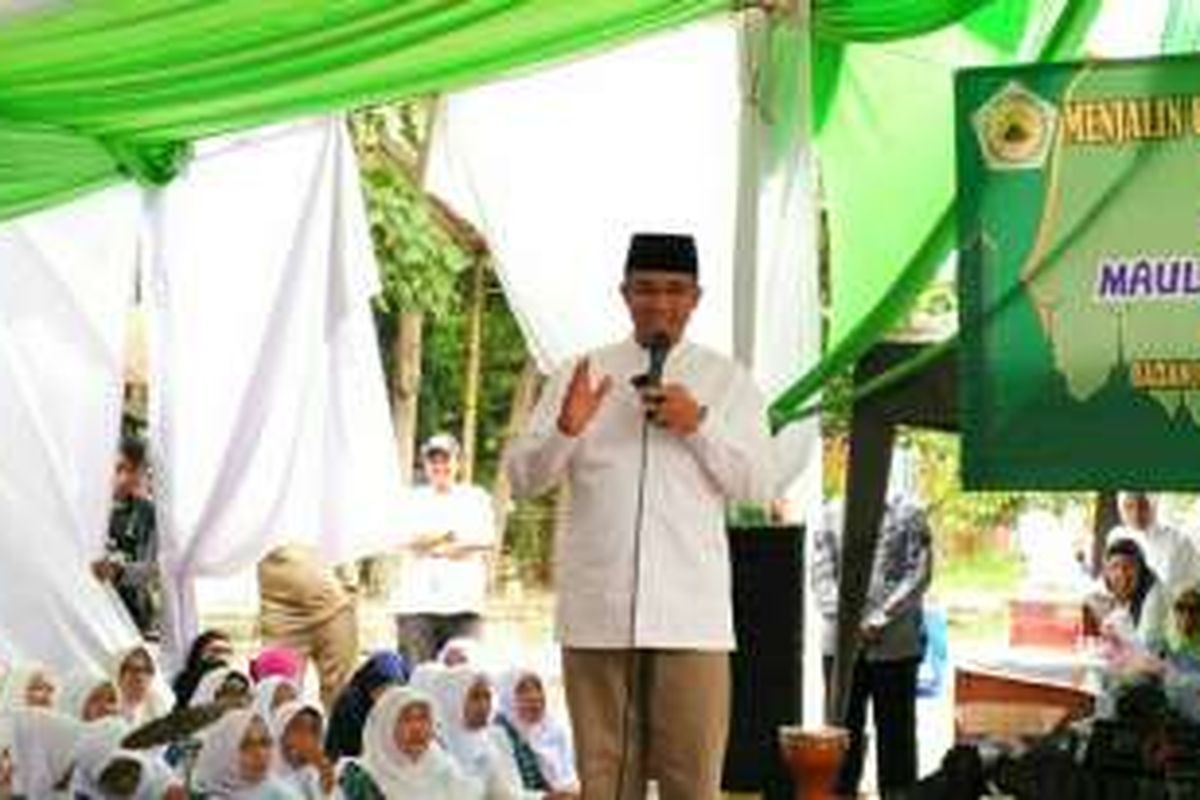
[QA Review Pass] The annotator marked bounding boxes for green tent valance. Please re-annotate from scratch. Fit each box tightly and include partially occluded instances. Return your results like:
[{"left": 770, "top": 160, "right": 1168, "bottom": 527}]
[{"left": 813, "top": 0, "right": 996, "bottom": 42}]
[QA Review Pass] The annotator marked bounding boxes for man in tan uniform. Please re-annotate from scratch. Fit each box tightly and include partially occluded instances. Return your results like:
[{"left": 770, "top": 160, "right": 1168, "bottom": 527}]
[{"left": 258, "top": 543, "right": 359, "bottom": 709}]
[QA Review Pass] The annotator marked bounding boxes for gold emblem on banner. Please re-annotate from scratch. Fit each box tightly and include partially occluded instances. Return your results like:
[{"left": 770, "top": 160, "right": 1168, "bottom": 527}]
[{"left": 973, "top": 81, "right": 1058, "bottom": 170}]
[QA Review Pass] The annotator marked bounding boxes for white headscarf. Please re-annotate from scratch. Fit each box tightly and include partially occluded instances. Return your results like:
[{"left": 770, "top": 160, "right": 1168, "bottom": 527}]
[
  {"left": 409, "top": 662, "right": 444, "bottom": 695},
  {"left": 496, "top": 668, "right": 577, "bottom": 791},
  {"left": 193, "top": 708, "right": 301, "bottom": 799},
  {"left": 112, "top": 645, "right": 173, "bottom": 727},
  {"left": 271, "top": 700, "right": 324, "bottom": 767},
  {"left": 113, "top": 750, "right": 181, "bottom": 799},
  {"left": 437, "top": 638, "right": 481, "bottom": 666},
  {"left": 253, "top": 676, "right": 298, "bottom": 732},
  {"left": 0, "top": 663, "right": 57, "bottom": 711},
  {"left": 271, "top": 700, "right": 328, "bottom": 800},
  {"left": 8, "top": 707, "right": 84, "bottom": 797},
  {"left": 58, "top": 670, "right": 117, "bottom": 721},
  {"left": 361, "top": 686, "right": 483, "bottom": 800},
  {"left": 67, "top": 716, "right": 130, "bottom": 797},
  {"left": 427, "top": 666, "right": 526, "bottom": 800}
]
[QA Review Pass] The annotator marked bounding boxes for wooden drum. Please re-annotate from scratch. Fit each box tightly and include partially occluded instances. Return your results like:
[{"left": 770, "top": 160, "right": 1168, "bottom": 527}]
[{"left": 778, "top": 725, "right": 849, "bottom": 800}]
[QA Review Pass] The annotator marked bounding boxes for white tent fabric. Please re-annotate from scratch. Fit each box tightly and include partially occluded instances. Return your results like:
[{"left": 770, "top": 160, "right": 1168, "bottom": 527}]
[
  {"left": 0, "top": 117, "right": 402, "bottom": 673},
  {"left": 146, "top": 118, "right": 404, "bottom": 664},
  {"left": 428, "top": 16, "right": 820, "bottom": 490},
  {"left": 428, "top": 19, "right": 741, "bottom": 369},
  {"left": 0, "top": 185, "right": 143, "bottom": 670},
  {"left": 732, "top": 11, "right": 821, "bottom": 490}
]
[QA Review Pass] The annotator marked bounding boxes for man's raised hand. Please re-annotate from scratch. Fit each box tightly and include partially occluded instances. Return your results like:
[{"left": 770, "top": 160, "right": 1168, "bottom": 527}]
[{"left": 556, "top": 359, "right": 612, "bottom": 437}]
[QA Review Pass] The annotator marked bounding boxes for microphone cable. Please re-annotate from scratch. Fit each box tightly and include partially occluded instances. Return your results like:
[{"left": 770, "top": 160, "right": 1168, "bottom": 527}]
[{"left": 614, "top": 411, "right": 653, "bottom": 800}]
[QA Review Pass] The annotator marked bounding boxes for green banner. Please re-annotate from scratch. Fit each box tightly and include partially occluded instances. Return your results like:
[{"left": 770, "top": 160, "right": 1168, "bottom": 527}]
[{"left": 958, "top": 55, "right": 1200, "bottom": 490}]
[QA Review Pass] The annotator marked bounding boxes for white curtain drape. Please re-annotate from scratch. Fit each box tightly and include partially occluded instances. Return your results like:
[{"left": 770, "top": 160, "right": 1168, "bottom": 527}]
[
  {"left": 146, "top": 119, "right": 404, "bottom": 665},
  {"left": 428, "top": 19, "right": 741, "bottom": 369},
  {"left": 0, "top": 117, "right": 403, "bottom": 673},
  {"left": 0, "top": 185, "right": 143, "bottom": 671},
  {"left": 428, "top": 16, "right": 821, "bottom": 491}
]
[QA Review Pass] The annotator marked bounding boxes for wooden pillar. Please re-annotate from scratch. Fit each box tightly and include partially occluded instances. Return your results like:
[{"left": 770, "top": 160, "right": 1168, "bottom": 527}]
[
  {"left": 392, "top": 311, "right": 424, "bottom": 484},
  {"left": 831, "top": 412, "right": 894, "bottom": 722},
  {"left": 459, "top": 256, "right": 487, "bottom": 484}
]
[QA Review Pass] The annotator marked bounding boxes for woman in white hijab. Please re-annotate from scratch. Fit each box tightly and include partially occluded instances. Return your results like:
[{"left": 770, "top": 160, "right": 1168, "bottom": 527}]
[
  {"left": 113, "top": 645, "right": 173, "bottom": 727},
  {"left": 494, "top": 669, "right": 578, "bottom": 794},
  {"left": 254, "top": 676, "right": 300, "bottom": 731},
  {"left": 437, "top": 638, "right": 481, "bottom": 667},
  {"left": 58, "top": 670, "right": 121, "bottom": 722},
  {"left": 193, "top": 707, "right": 302, "bottom": 798},
  {"left": 272, "top": 700, "right": 339, "bottom": 799},
  {"left": 68, "top": 715, "right": 129, "bottom": 797},
  {"left": 0, "top": 662, "right": 58, "bottom": 710},
  {"left": 346, "top": 685, "right": 482, "bottom": 799},
  {"left": 67, "top": 712, "right": 182, "bottom": 799},
  {"left": 6, "top": 707, "right": 84, "bottom": 797},
  {"left": 429, "top": 665, "right": 557, "bottom": 800}
]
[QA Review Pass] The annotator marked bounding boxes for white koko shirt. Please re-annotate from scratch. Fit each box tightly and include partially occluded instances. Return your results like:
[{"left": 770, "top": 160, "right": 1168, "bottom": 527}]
[
  {"left": 506, "top": 338, "right": 772, "bottom": 650},
  {"left": 393, "top": 483, "right": 497, "bottom": 615}
]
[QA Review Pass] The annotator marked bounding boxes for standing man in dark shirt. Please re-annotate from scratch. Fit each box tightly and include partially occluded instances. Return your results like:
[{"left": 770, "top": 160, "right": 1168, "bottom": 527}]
[
  {"left": 812, "top": 496, "right": 933, "bottom": 798},
  {"left": 92, "top": 436, "right": 160, "bottom": 638}
]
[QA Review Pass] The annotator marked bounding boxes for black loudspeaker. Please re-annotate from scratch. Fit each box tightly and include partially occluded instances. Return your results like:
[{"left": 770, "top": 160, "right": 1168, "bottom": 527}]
[{"left": 723, "top": 524, "right": 805, "bottom": 800}]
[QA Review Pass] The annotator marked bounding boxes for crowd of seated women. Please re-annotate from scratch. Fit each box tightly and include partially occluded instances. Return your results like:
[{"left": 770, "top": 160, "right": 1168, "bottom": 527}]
[{"left": 0, "top": 631, "right": 580, "bottom": 799}]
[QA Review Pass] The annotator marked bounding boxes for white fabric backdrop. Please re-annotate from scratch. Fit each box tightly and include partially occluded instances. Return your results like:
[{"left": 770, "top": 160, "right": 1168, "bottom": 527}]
[
  {"left": 428, "top": 17, "right": 820, "bottom": 491},
  {"left": 0, "top": 117, "right": 403, "bottom": 673},
  {"left": 0, "top": 185, "right": 143, "bottom": 671},
  {"left": 146, "top": 118, "right": 405, "bottom": 664},
  {"left": 428, "top": 19, "right": 741, "bottom": 369}
]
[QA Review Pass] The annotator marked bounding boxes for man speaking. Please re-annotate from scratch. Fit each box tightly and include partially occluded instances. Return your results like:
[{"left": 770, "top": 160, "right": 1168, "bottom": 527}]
[{"left": 506, "top": 233, "right": 772, "bottom": 800}]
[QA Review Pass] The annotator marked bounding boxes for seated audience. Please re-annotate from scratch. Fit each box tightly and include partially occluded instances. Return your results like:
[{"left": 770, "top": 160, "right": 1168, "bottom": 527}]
[
  {"left": 250, "top": 646, "right": 305, "bottom": 687},
  {"left": 193, "top": 708, "right": 302, "bottom": 798},
  {"left": 339, "top": 686, "right": 481, "bottom": 799},
  {"left": 1, "top": 663, "right": 58, "bottom": 711},
  {"left": 273, "top": 700, "right": 338, "bottom": 799},
  {"left": 1087, "top": 538, "right": 1169, "bottom": 658},
  {"left": 192, "top": 666, "right": 254, "bottom": 709},
  {"left": 172, "top": 629, "right": 234, "bottom": 710},
  {"left": 59, "top": 671, "right": 120, "bottom": 722},
  {"left": 324, "top": 651, "right": 408, "bottom": 761},
  {"left": 253, "top": 676, "right": 299, "bottom": 725},
  {"left": 114, "top": 645, "right": 171, "bottom": 726}
]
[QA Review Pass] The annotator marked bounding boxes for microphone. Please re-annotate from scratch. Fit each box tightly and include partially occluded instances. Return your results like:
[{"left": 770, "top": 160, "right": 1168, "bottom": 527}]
[
  {"left": 644, "top": 332, "right": 671, "bottom": 388},
  {"left": 631, "top": 332, "right": 671, "bottom": 390}
]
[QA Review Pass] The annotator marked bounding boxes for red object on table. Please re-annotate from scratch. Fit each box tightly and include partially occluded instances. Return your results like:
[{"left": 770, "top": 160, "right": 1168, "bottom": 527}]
[{"left": 1009, "top": 599, "right": 1084, "bottom": 649}]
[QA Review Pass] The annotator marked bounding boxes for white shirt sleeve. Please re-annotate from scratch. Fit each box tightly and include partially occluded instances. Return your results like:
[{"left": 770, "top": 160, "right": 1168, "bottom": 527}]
[
  {"left": 460, "top": 487, "right": 498, "bottom": 546},
  {"left": 681, "top": 365, "right": 773, "bottom": 503},
  {"left": 505, "top": 364, "right": 581, "bottom": 498}
]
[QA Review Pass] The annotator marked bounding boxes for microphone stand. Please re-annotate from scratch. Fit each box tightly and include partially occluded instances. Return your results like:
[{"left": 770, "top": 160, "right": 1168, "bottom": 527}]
[{"left": 614, "top": 336, "right": 668, "bottom": 800}]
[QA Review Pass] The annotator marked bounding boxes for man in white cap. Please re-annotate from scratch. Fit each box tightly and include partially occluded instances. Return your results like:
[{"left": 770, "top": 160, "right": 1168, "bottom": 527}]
[
  {"left": 1107, "top": 492, "right": 1198, "bottom": 597},
  {"left": 392, "top": 433, "right": 497, "bottom": 664}
]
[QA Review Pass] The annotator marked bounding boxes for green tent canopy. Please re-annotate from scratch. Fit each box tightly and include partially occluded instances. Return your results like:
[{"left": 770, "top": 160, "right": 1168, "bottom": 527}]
[{"left": 0, "top": 0, "right": 1161, "bottom": 416}]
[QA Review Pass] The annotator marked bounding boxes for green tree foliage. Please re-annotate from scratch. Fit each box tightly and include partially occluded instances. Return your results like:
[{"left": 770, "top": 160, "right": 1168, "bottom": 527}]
[
  {"left": 351, "top": 104, "right": 469, "bottom": 320},
  {"left": 352, "top": 101, "right": 553, "bottom": 582},
  {"left": 352, "top": 103, "right": 534, "bottom": 486},
  {"left": 419, "top": 270, "right": 529, "bottom": 487}
]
